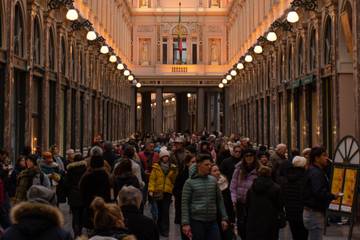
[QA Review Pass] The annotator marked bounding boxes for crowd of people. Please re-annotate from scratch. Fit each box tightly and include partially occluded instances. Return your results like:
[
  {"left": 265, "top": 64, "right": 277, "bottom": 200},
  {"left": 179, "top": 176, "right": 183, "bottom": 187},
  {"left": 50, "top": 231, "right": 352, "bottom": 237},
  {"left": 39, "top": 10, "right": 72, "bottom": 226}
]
[{"left": 0, "top": 132, "right": 343, "bottom": 240}]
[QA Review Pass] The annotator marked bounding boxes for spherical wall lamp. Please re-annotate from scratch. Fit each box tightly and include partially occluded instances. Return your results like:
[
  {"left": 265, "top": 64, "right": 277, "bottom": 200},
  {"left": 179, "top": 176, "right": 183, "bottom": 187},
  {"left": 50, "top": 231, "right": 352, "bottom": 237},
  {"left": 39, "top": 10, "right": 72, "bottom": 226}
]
[
  {"left": 66, "top": 8, "right": 79, "bottom": 21},
  {"left": 245, "top": 54, "right": 253, "bottom": 63},
  {"left": 123, "top": 70, "right": 130, "bottom": 76},
  {"left": 109, "top": 55, "right": 117, "bottom": 63},
  {"left": 100, "top": 45, "right": 109, "bottom": 54},
  {"left": 254, "top": 45, "right": 263, "bottom": 54},
  {"left": 237, "top": 62, "right": 244, "bottom": 70},
  {"left": 266, "top": 31, "right": 277, "bottom": 42},
  {"left": 287, "top": 10, "right": 300, "bottom": 23},
  {"left": 86, "top": 31, "right": 97, "bottom": 41},
  {"left": 218, "top": 83, "right": 224, "bottom": 89},
  {"left": 117, "top": 63, "right": 125, "bottom": 70},
  {"left": 230, "top": 70, "right": 237, "bottom": 76}
]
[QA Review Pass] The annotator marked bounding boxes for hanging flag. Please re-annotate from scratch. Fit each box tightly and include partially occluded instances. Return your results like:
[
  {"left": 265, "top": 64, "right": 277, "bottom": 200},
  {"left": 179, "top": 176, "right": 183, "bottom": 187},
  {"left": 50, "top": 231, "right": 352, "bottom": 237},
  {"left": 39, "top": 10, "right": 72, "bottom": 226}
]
[{"left": 178, "top": 1, "right": 182, "bottom": 64}]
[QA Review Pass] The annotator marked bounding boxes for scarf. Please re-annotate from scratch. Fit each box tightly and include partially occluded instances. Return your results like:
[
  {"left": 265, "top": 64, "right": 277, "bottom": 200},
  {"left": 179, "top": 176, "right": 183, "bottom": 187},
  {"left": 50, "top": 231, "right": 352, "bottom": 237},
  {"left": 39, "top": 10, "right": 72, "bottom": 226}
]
[{"left": 160, "top": 162, "right": 170, "bottom": 175}]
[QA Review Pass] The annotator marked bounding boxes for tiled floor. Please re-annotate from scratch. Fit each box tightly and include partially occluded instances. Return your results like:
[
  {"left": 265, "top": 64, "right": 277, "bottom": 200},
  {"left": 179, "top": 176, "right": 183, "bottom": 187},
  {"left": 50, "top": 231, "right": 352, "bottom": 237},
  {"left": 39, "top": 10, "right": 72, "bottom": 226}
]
[{"left": 60, "top": 202, "right": 360, "bottom": 240}]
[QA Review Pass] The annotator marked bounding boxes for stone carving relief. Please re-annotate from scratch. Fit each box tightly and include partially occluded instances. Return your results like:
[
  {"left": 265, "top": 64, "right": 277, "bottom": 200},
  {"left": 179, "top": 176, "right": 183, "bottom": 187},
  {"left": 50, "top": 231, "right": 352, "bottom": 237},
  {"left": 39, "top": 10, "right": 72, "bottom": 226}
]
[
  {"left": 209, "top": 39, "right": 220, "bottom": 65},
  {"left": 140, "top": 39, "right": 151, "bottom": 66},
  {"left": 137, "top": 25, "right": 154, "bottom": 33},
  {"left": 207, "top": 25, "right": 222, "bottom": 33},
  {"left": 139, "top": 0, "right": 149, "bottom": 8},
  {"left": 161, "top": 22, "right": 200, "bottom": 36},
  {"left": 210, "top": 0, "right": 220, "bottom": 7}
]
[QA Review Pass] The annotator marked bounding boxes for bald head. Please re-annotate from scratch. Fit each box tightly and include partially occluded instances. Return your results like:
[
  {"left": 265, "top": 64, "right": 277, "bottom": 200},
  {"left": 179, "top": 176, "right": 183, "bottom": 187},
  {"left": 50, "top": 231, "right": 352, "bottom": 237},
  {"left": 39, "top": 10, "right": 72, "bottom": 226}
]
[{"left": 276, "top": 144, "right": 287, "bottom": 156}]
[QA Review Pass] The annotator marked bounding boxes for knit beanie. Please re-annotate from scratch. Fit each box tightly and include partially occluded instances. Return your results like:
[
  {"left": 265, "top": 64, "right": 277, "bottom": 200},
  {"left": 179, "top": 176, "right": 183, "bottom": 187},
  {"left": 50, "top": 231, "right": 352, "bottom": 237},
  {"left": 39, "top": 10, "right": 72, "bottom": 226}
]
[
  {"left": 27, "top": 185, "right": 57, "bottom": 206},
  {"left": 159, "top": 149, "right": 170, "bottom": 159}
]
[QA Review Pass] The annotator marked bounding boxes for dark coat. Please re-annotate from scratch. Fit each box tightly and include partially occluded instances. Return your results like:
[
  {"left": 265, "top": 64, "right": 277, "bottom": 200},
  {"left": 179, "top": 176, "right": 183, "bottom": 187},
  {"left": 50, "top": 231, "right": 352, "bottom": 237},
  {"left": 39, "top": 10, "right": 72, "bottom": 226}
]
[
  {"left": 282, "top": 166, "right": 306, "bottom": 221},
  {"left": 217, "top": 150, "right": 231, "bottom": 167},
  {"left": 220, "top": 156, "right": 241, "bottom": 183},
  {"left": 79, "top": 168, "right": 111, "bottom": 229},
  {"left": 246, "top": 176, "right": 283, "bottom": 240},
  {"left": 113, "top": 173, "right": 140, "bottom": 198},
  {"left": 8, "top": 165, "right": 25, "bottom": 197},
  {"left": 63, "top": 160, "right": 87, "bottom": 207},
  {"left": 121, "top": 205, "right": 159, "bottom": 240},
  {"left": 103, "top": 150, "right": 119, "bottom": 170},
  {"left": 172, "top": 166, "right": 189, "bottom": 224},
  {"left": 2, "top": 202, "right": 72, "bottom": 240},
  {"left": 303, "top": 164, "right": 335, "bottom": 212}
]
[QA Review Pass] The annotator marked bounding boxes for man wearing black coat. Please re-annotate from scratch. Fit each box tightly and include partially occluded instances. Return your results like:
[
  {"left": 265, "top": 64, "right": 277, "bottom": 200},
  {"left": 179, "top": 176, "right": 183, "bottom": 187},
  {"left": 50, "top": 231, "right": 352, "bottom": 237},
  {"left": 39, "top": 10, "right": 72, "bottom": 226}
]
[
  {"left": 220, "top": 145, "right": 242, "bottom": 182},
  {"left": 63, "top": 154, "right": 87, "bottom": 238},
  {"left": 282, "top": 156, "right": 308, "bottom": 240},
  {"left": 303, "top": 147, "right": 341, "bottom": 240},
  {"left": 118, "top": 186, "right": 159, "bottom": 240}
]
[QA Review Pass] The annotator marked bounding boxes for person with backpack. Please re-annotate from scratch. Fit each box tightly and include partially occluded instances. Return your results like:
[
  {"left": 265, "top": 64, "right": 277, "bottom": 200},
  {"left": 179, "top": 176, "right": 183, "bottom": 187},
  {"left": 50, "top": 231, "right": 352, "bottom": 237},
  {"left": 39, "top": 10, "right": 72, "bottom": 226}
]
[{"left": 14, "top": 155, "right": 50, "bottom": 203}]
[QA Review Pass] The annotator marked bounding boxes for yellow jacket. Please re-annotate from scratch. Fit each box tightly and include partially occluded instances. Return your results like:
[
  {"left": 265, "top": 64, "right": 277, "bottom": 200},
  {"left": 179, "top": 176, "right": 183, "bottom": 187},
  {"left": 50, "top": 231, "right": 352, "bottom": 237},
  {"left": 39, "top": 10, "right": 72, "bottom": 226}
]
[{"left": 148, "top": 162, "right": 177, "bottom": 194}]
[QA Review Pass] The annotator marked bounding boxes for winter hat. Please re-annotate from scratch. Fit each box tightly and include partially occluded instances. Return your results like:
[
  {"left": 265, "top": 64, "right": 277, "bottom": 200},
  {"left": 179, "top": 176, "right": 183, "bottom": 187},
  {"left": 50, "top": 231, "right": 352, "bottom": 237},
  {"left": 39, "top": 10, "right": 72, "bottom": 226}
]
[
  {"left": 27, "top": 185, "right": 57, "bottom": 206},
  {"left": 174, "top": 136, "right": 185, "bottom": 143},
  {"left": 159, "top": 149, "right": 170, "bottom": 159},
  {"left": 241, "top": 148, "right": 256, "bottom": 157},
  {"left": 292, "top": 156, "right": 307, "bottom": 168},
  {"left": 90, "top": 146, "right": 103, "bottom": 157},
  {"left": 185, "top": 144, "right": 197, "bottom": 155}
]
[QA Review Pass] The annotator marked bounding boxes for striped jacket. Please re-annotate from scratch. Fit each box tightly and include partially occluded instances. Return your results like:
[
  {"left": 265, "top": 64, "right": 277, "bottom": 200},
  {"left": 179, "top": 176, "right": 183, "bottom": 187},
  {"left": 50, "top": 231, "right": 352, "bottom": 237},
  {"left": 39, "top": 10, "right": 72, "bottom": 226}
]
[{"left": 181, "top": 173, "right": 228, "bottom": 225}]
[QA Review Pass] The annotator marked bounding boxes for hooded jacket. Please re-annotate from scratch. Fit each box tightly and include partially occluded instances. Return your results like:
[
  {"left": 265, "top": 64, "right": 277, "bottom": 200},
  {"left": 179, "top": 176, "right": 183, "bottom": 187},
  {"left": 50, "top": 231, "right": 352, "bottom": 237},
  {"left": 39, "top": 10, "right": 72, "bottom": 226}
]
[
  {"left": 63, "top": 160, "right": 87, "bottom": 207},
  {"left": 246, "top": 176, "right": 283, "bottom": 240},
  {"left": 181, "top": 173, "right": 228, "bottom": 225},
  {"left": 2, "top": 202, "right": 72, "bottom": 240},
  {"left": 148, "top": 162, "right": 177, "bottom": 194},
  {"left": 282, "top": 166, "right": 307, "bottom": 221}
]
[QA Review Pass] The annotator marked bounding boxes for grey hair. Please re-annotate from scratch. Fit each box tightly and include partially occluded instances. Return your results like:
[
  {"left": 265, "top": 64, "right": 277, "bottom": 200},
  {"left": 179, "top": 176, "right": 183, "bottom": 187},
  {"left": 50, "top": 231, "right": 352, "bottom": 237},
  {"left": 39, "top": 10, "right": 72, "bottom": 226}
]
[
  {"left": 276, "top": 143, "right": 287, "bottom": 151},
  {"left": 117, "top": 186, "right": 142, "bottom": 209}
]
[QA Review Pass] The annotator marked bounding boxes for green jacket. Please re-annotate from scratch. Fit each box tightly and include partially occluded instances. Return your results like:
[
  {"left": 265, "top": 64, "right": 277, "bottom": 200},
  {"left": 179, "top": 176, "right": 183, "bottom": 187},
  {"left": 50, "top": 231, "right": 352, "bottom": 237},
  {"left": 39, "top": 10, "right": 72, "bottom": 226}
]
[{"left": 181, "top": 173, "right": 228, "bottom": 225}]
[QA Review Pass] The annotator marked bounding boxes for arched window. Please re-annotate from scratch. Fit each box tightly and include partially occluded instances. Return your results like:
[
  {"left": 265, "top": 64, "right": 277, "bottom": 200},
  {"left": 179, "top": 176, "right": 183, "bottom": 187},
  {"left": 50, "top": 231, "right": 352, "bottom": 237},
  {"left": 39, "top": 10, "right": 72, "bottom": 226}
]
[
  {"left": 14, "top": 3, "right": 24, "bottom": 57},
  {"left": 309, "top": 29, "right": 316, "bottom": 70},
  {"left": 48, "top": 29, "right": 55, "bottom": 70},
  {"left": 70, "top": 44, "right": 75, "bottom": 79},
  {"left": 61, "top": 38, "right": 66, "bottom": 74},
  {"left": 324, "top": 17, "right": 332, "bottom": 65},
  {"left": 287, "top": 44, "right": 292, "bottom": 80},
  {"left": 344, "top": 2, "right": 352, "bottom": 31},
  {"left": 79, "top": 50, "right": 83, "bottom": 83},
  {"left": 33, "top": 18, "right": 41, "bottom": 65},
  {"left": 297, "top": 37, "right": 304, "bottom": 76}
]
